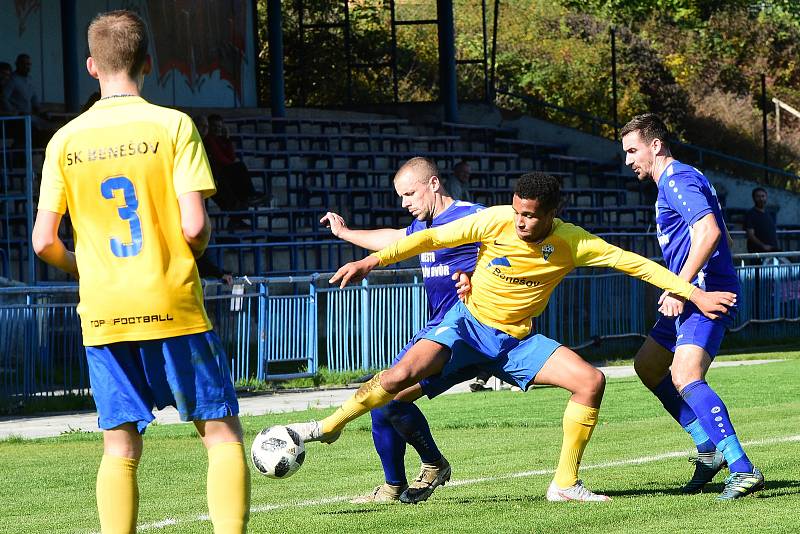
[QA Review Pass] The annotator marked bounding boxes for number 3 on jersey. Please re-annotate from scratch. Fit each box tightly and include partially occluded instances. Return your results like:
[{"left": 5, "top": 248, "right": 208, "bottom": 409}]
[{"left": 101, "top": 176, "right": 143, "bottom": 257}]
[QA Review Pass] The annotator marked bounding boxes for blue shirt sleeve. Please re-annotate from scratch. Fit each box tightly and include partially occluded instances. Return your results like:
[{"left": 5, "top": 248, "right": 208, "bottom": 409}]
[{"left": 663, "top": 172, "right": 713, "bottom": 226}]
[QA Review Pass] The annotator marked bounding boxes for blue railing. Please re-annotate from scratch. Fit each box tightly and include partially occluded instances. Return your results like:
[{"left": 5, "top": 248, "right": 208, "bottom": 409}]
[{"left": 2, "top": 257, "right": 799, "bottom": 407}]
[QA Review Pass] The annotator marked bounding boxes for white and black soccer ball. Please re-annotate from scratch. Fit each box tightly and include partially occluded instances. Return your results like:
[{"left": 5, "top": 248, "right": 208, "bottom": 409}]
[{"left": 251, "top": 425, "right": 306, "bottom": 479}]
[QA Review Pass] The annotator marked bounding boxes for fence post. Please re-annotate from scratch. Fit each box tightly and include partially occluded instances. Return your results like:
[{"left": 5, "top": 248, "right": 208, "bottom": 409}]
[
  {"left": 257, "top": 281, "right": 269, "bottom": 380},
  {"left": 361, "top": 278, "right": 370, "bottom": 370},
  {"left": 308, "top": 277, "right": 318, "bottom": 374}
]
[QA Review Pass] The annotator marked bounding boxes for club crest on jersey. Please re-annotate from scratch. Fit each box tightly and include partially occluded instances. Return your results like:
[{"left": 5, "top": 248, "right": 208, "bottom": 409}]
[
  {"left": 486, "top": 256, "right": 511, "bottom": 269},
  {"left": 541, "top": 244, "right": 554, "bottom": 261}
]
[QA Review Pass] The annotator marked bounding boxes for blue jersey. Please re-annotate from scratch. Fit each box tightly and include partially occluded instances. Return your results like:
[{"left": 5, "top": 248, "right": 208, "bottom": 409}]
[
  {"left": 655, "top": 161, "right": 739, "bottom": 293},
  {"left": 406, "top": 200, "right": 482, "bottom": 324}
]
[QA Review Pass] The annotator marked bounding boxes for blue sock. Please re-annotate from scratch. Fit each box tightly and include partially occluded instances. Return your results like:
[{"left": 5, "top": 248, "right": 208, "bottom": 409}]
[
  {"left": 384, "top": 400, "right": 442, "bottom": 464},
  {"left": 652, "top": 374, "right": 715, "bottom": 453},
  {"left": 371, "top": 407, "right": 407, "bottom": 486},
  {"left": 680, "top": 380, "right": 754, "bottom": 473}
]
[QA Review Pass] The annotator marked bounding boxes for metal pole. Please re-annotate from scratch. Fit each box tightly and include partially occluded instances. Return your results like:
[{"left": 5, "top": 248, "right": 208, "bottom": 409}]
[
  {"left": 60, "top": 0, "right": 79, "bottom": 113},
  {"left": 343, "top": 0, "right": 353, "bottom": 104},
  {"left": 611, "top": 26, "right": 619, "bottom": 140},
  {"left": 297, "top": 0, "right": 306, "bottom": 107},
  {"left": 481, "top": 0, "right": 489, "bottom": 102},
  {"left": 267, "top": 0, "right": 287, "bottom": 118},
  {"left": 25, "top": 116, "right": 35, "bottom": 284},
  {"left": 437, "top": 0, "right": 459, "bottom": 122},
  {"left": 761, "top": 73, "right": 768, "bottom": 183},
  {"left": 489, "top": 0, "right": 499, "bottom": 102},
  {"left": 775, "top": 99, "right": 781, "bottom": 142},
  {"left": 390, "top": 0, "right": 399, "bottom": 103}
]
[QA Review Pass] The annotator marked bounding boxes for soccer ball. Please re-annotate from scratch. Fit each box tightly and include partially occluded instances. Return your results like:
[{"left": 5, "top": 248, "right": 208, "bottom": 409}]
[{"left": 251, "top": 425, "right": 306, "bottom": 479}]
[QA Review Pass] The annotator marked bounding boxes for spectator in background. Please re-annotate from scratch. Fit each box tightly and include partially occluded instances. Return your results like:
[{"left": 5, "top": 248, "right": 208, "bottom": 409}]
[
  {"left": 204, "top": 114, "right": 264, "bottom": 207},
  {"left": 194, "top": 114, "right": 252, "bottom": 232},
  {"left": 1, "top": 53, "right": 54, "bottom": 145},
  {"left": 447, "top": 161, "right": 472, "bottom": 202},
  {"left": 744, "top": 187, "right": 779, "bottom": 254}
]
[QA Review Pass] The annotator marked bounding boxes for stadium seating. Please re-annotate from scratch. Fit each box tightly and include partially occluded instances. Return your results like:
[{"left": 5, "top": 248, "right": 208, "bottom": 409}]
[{"left": 1, "top": 111, "right": 797, "bottom": 281}]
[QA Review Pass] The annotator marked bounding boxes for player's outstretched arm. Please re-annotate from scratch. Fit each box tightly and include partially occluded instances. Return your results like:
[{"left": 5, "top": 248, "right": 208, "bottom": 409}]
[
  {"left": 32, "top": 209, "right": 78, "bottom": 278},
  {"left": 329, "top": 255, "right": 381, "bottom": 288},
  {"left": 320, "top": 211, "right": 405, "bottom": 251},
  {"left": 178, "top": 191, "right": 211, "bottom": 257}
]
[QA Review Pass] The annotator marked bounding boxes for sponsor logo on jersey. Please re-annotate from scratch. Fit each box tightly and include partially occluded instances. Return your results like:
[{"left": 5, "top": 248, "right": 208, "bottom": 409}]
[
  {"left": 89, "top": 314, "right": 175, "bottom": 328},
  {"left": 486, "top": 257, "right": 540, "bottom": 288},
  {"left": 486, "top": 256, "right": 511, "bottom": 269}
]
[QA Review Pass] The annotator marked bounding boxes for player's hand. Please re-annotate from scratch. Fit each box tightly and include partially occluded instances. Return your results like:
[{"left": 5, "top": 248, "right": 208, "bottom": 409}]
[
  {"left": 690, "top": 289, "right": 737, "bottom": 320},
  {"left": 452, "top": 270, "right": 472, "bottom": 302},
  {"left": 320, "top": 211, "right": 348, "bottom": 238},
  {"left": 329, "top": 255, "right": 380, "bottom": 288},
  {"left": 657, "top": 290, "right": 684, "bottom": 317}
]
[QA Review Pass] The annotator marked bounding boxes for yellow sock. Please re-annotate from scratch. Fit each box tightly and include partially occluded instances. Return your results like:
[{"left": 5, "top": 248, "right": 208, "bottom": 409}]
[
  {"left": 96, "top": 454, "right": 139, "bottom": 534},
  {"left": 207, "top": 442, "right": 250, "bottom": 534},
  {"left": 553, "top": 400, "right": 599, "bottom": 488},
  {"left": 321, "top": 371, "right": 395, "bottom": 434}
]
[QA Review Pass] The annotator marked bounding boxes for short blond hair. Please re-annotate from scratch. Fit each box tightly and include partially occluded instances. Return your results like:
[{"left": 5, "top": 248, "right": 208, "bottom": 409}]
[
  {"left": 87, "top": 10, "right": 149, "bottom": 77},
  {"left": 395, "top": 157, "right": 439, "bottom": 184}
]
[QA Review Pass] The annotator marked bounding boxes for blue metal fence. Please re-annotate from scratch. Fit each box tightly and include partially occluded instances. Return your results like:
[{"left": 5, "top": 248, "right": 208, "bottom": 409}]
[{"left": 1, "top": 258, "right": 799, "bottom": 406}]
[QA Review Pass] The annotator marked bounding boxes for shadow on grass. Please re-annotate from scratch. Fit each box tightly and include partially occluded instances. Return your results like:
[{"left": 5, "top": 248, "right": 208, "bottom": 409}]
[{"left": 604, "top": 479, "right": 800, "bottom": 499}]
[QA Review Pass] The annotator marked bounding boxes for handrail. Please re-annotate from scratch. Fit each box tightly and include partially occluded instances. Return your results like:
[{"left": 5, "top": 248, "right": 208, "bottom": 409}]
[{"left": 497, "top": 89, "right": 800, "bottom": 182}]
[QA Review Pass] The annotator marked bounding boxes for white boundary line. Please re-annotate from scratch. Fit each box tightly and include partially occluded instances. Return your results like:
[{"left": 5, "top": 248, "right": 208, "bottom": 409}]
[{"left": 80, "top": 433, "right": 800, "bottom": 533}]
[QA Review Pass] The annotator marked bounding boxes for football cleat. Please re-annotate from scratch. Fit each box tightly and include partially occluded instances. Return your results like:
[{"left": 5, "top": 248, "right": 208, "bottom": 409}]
[
  {"left": 350, "top": 483, "right": 408, "bottom": 504},
  {"left": 399, "top": 457, "right": 452, "bottom": 504},
  {"left": 717, "top": 468, "right": 765, "bottom": 500},
  {"left": 546, "top": 480, "right": 611, "bottom": 502},
  {"left": 682, "top": 450, "right": 728, "bottom": 494},
  {"left": 285, "top": 421, "right": 341, "bottom": 444}
]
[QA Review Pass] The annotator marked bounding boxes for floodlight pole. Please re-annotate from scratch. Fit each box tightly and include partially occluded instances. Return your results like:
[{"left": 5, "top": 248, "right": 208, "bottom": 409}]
[
  {"left": 437, "top": 0, "right": 459, "bottom": 122},
  {"left": 761, "top": 73, "right": 768, "bottom": 183},
  {"left": 611, "top": 26, "right": 619, "bottom": 140},
  {"left": 267, "top": 0, "right": 286, "bottom": 119}
]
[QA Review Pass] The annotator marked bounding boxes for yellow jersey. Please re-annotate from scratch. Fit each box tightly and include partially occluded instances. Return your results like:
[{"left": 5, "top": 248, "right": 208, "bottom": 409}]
[
  {"left": 38, "top": 96, "right": 216, "bottom": 345},
  {"left": 373, "top": 205, "right": 696, "bottom": 339}
]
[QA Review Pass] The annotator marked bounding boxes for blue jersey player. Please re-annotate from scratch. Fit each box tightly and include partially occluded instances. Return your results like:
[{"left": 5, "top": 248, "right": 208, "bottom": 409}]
[
  {"left": 621, "top": 114, "right": 764, "bottom": 499},
  {"left": 316, "top": 157, "right": 482, "bottom": 503}
]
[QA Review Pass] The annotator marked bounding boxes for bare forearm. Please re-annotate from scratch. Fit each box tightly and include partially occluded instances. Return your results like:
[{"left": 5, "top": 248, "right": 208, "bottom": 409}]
[
  {"left": 338, "top": 228, "right": 405, "bottom": 251},
  {"left": 678, "top": 229, "right": 720, "bottom": 282},
  {"left": 36, "top": 242, "right": 78, "bottom": 277},
  {"left": 184, "top": 211, "right": 211, "bottom": 257}
]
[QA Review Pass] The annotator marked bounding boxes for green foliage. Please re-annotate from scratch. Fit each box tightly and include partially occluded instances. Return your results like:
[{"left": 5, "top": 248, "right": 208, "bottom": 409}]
[
  {"left": 255, "top": 2, "right": 800, "bottom": 186},
  {"left": 236, "top": 366, "right": 378, "bottom": 391}
]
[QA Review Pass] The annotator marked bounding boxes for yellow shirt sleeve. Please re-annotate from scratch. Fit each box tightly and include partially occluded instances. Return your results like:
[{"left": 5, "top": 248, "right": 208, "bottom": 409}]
[
  {"left": 173, "top": 114, "right": 216, "bottom": 199},
  {"left": 571, "top": 226, "right": 695, "bottom": 299},
  {"left": 37, "top": 134, "right": 68, "bottom": 214},
  {"left": 373, "top": 209, "right": 490, "bottom": 266}
]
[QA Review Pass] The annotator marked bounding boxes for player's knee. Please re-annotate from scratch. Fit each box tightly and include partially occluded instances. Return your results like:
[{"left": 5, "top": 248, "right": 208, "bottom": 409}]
[
  {"left": 380, "top": 367, "right": 407, "bottom": 393},
  {"left": 588, "top": 368, "right": 606, "bottom": 397}
]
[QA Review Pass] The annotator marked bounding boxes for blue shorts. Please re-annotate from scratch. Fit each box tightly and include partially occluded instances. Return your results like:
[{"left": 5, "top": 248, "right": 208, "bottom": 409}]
[
  {"left": 86, "top": 330, "right": 239, "bottom": 434},
  {"left": 422, "top": 301, "right": 561, "bottom": 390},
  {"left": 391, "top": 323, "right": 485, "bottom": 399},
  {"left": 649, "top": 302, "right": 736, "bottom": 358}
]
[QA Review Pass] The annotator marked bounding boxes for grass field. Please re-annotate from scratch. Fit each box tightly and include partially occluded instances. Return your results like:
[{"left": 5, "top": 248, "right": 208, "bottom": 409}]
[{"left": 1, "top": 351, "right": 799, "bottom": 534}]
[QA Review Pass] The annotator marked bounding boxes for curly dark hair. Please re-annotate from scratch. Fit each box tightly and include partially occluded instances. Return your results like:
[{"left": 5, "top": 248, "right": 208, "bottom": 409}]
[{"left": 514, "top": 172, "right": 561, "bottom": 212}]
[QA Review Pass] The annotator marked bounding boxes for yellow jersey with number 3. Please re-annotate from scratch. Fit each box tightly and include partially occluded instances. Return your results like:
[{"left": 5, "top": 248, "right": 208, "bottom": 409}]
[{"left": 38, "top": 96, "right": 215, "bottom": 346}]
